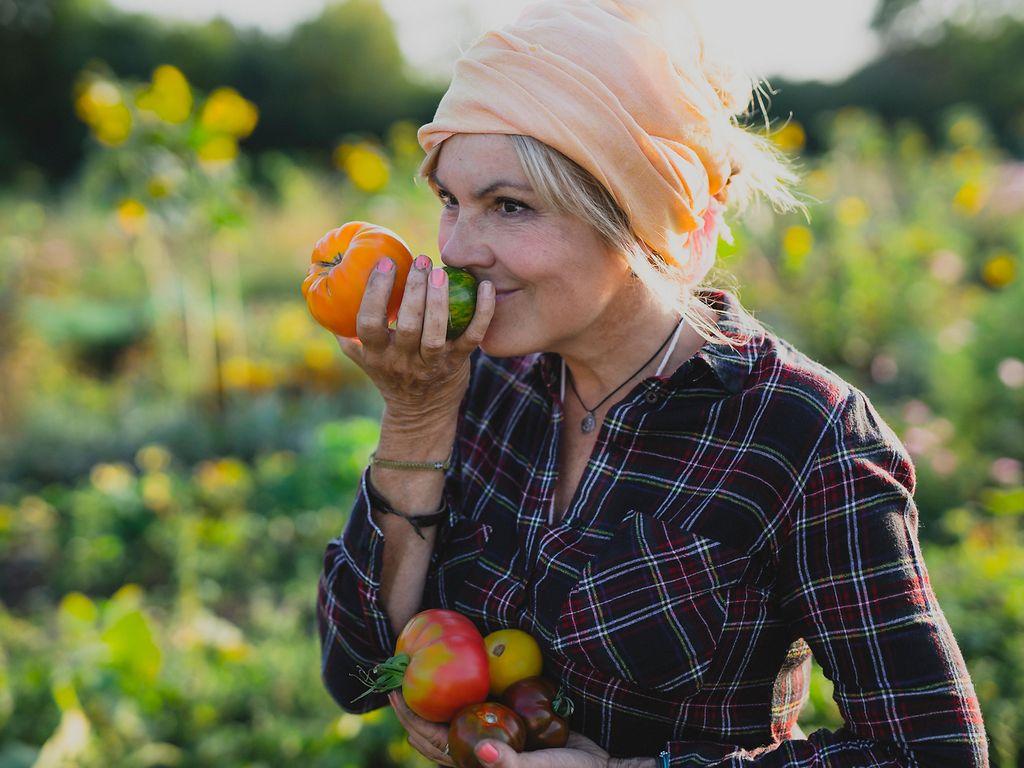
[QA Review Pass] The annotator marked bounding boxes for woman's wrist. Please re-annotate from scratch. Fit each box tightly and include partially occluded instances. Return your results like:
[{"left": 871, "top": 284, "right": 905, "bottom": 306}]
[{"left": 379, "top": 409, "right": 457, "bottom": 452}]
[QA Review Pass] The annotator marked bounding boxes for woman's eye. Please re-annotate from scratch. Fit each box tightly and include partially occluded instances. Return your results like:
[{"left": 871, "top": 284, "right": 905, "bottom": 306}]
[
  {"left": 437, "top": 192, "right": 529, "bottom": 216},
  {"left": 498, "top": 198, "right": 529, "bottom": 215}
]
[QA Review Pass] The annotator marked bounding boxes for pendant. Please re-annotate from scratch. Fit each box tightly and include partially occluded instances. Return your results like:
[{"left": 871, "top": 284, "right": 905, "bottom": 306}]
[{"left": 581, "top": 412, "right": 596, "bottom": 433}]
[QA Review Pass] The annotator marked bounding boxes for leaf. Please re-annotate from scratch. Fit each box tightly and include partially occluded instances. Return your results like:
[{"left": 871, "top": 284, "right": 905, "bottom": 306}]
[{"left": 100, "top": 609, "right": 162, "bottom": 683}]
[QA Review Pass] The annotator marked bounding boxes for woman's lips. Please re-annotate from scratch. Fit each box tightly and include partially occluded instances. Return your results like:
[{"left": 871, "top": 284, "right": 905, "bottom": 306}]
[{"left": 495, "top": 289, "right": 520, "bottom": 303}]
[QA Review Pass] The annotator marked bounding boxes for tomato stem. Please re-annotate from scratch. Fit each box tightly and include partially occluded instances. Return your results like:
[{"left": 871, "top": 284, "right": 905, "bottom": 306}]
[
  {"left": 351, "top": 652, "right": 411, "bottom": 701},
  {"left": 552, "top": 687, "right": 575, "bottom": 718}
]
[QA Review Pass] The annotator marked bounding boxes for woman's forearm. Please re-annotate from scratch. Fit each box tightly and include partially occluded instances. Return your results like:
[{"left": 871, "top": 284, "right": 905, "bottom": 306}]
[{"left": 370, "top": 409, "right": 459, "bottom": 636}]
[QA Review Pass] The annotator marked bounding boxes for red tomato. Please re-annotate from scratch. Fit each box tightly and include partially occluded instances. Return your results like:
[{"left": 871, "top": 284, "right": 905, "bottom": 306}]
[
  {"left": 448, "top": 702, "right": 527, "bottom": 768},
  {"left": 357, "top": 609, "right": 490, "bottom": 722}
]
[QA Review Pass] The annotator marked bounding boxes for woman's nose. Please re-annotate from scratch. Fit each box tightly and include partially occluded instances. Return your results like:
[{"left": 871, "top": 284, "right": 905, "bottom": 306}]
[{"left": 439, "top": 222, "right": 491, "bottom": 271}]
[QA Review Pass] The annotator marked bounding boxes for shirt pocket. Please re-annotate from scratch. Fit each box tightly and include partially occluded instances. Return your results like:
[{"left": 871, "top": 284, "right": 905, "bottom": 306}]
[{"left": 550, "top": 508, "right": 751, "bottom": 698}]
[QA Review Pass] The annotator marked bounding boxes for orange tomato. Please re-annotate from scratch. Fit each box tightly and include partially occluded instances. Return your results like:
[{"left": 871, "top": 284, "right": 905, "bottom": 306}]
[
  {"left": 301, "top": 221, "right": 414, "bottom": 338},
  {"left": 483, "top": 629, "right": 544, "bottom": 697}
]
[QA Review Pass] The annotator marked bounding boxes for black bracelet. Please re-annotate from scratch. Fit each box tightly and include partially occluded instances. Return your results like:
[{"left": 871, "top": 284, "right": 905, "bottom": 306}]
[{"left": 365, "top": 472, "right": 448, "bottom": 541}]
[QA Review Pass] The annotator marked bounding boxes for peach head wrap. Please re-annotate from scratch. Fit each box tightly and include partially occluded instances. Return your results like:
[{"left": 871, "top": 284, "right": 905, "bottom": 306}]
[{"left": 417, "top": 0, "right": 748, "bottom": 285}]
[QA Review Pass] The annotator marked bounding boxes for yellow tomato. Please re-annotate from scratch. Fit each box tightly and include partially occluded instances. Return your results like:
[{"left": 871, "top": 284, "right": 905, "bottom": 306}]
[{"left": 483, "top": 629, "right": 543, "bottom": 696}]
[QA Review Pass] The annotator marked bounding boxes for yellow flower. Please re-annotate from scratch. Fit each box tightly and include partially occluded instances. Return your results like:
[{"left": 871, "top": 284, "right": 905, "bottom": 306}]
[
  {"left": 136, "top": 65, "right": 192, "bottom": 124},
  {"left": 221, "top": 356, "right": 253, "bottom": 390},
  {"left": 781, "top": 225, "right": 814, "bottom": 274},
  {"left": 94, "top": 104, "right": 132, "bottom": 146},
  {"left": 90, "top": 462, "right": 135, "bottom": 495},
  {"left": 982, "top": 251, "right": 1016, "bottom": 289},
  {"left": 948, "top": 113, "right": 985, "bottom": 147},
  {"left": 197, "top": 135, "right": 239, "bottom": 167},
  {"left": 303, "top": 338, "right": 336, "bottom": 371},
  {"left": 770, "top": 120, "right": 806, "bottom": 153},
  {"left": 341, "top": 142, "right": 390, "bottom": 193},
  {"left": 387, "top": 119, "right": 422, "bottom": 158},
  {"left": 333, "top": 142, "right": 353, "bottom": 170},
  {"left": 220, "top": 356, "right": 277, "bottom": 391},
  {"left": 136, "top": 443, "right": 172, "bottom": 473},
  {"left": 75, "top": 79, "right": 119, "bottom": 124},
  {"left": 781, "top": 225, "right": 814, "bottom": 269},
  {"left": 951, "top": 146, "right": 983, "bottom": 175},
  {"left": 116, "top": 198, "right": 147, "bottom": 235},
  {"left": 953, "top": 180, "right": 986, "bottom": 216},
  {"left": 200, "top": 87, "right": 259, "bottom": 139},
  {"left": 141, "top": 473, "right": 173, "bottom": 512},
  {"left": 335, "top": 713, "right": 364, "bottom": 739},
  {"left": 19, "top": 495, "right": 56, "bottom": 530},
  {"left": 836, "top": 196, "right": 869, "bottom": 228},
  {"left": 75, "top": 78, "right": 133, "bottom": 146},
  {"left": 194, "top": 457, "right": 251, "bottom": 500},
  {"left": 272, "top": 306, "right": 312, "bottom": 346}
]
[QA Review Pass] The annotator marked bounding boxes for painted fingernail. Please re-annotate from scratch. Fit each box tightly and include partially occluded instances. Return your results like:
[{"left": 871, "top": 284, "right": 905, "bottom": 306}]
[
  {"left": 476, "top": 743, "right": 499, "bottom": 763},
  {"left": 414, "top": 254, "right": 431, "bottom": 270},
  {"left": 376, "top": 258, "right": 394, "bottom": 273},
  {"left": 430, "top": 268, "right": 446, "bottom": 287}
]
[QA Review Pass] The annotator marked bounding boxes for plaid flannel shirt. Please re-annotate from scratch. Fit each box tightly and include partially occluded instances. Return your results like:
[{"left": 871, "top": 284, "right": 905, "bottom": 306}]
[{"left": 318, "top": 289, "right": 988, "bottom": 766}]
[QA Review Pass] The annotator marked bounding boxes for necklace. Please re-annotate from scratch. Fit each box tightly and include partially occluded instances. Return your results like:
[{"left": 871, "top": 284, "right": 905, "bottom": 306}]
[{"left": 560, "top": 315, "right": 686, "bottom": 434}]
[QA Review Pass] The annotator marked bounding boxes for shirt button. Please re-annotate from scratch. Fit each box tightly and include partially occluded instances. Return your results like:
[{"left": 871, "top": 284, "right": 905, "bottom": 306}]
[{"left": 644, "top": 390, "right": 660, "bottom": 403}]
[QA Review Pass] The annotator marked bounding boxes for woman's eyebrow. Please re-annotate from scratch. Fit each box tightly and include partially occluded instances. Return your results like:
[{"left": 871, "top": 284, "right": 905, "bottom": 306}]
[{"left": 428, "top": 170, "right": 532, "bottom": 199}]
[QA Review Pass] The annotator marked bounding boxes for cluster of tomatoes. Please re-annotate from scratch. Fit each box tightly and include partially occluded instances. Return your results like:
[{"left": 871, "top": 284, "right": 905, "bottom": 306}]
[{"left": 357, "top": 609, "right": 574, "bottom": 768}]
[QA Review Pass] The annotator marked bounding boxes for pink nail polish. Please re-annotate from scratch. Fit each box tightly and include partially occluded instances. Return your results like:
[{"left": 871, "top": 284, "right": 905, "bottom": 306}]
[
  {"left": 415, "top": 254, "right": 431, "bottom": 270},
  {"left": 476, "top": 742, "right": 499, "bottom": 763},
  {"left": 376, "top": 258, "right": 394, "bottom": 273},
  {"left": 430, "top": 268, "right": 446, "bottom": 287}
]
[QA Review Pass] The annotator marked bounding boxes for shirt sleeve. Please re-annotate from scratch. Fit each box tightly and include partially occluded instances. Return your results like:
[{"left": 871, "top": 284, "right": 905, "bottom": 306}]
[
  {"left": 316, "top": 455, "right": 464, "bottom": 714},
  {"left": 661, "top": 390, "right": 989, "bottom": 767}
]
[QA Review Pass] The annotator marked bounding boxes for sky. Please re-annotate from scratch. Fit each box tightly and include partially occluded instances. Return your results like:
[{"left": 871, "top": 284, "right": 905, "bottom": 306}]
[{"left": 109, "top": 0, "right": 885, "bottom": 84}]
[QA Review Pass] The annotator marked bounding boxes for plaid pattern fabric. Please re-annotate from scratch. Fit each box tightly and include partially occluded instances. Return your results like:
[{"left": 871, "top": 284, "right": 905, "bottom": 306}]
[{"left": 318, "top": 289, "right": 988, "bottom": 766}]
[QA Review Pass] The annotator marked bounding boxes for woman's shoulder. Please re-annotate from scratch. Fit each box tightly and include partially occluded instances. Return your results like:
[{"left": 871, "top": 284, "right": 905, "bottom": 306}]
[{"left": 749, "top": 329, "right": 913, "bottom": 487}]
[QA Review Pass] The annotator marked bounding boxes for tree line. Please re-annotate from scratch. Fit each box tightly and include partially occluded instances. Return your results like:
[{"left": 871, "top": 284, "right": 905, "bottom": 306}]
[{"left": 1, "top": 0, "right": 1021, "bottom": 189}]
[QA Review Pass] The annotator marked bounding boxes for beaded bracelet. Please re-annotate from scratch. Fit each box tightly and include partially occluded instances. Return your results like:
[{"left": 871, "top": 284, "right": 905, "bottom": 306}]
[{"left": 369, "top": 448, "right": 453, "bottom": 472}]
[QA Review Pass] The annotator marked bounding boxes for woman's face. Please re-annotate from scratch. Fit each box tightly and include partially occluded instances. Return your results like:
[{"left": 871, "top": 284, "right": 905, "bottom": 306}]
[{"left": 432, "top": 133, "right": 633, "bottom": 358}]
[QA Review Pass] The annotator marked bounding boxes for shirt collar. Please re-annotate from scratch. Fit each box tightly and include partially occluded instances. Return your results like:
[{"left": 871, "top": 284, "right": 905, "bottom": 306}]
[{"left": 532, "top": 289, "right": 763, "bottom": 398}]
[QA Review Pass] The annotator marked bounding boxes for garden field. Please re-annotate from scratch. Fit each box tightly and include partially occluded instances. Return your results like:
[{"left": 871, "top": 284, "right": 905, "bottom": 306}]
[{"left": 0, "top": 66, "right": 1022, "bottom": 766}]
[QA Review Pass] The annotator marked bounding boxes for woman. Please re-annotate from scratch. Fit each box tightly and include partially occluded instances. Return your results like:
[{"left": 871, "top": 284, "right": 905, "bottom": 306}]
[{"left": 317, "top": 1, "right": 989, "bottom": 766}]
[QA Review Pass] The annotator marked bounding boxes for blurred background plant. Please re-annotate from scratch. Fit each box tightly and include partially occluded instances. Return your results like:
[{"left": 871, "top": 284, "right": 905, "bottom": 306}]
[{"left": 0, "top": 0, "right": 1022, "bottom": 765}]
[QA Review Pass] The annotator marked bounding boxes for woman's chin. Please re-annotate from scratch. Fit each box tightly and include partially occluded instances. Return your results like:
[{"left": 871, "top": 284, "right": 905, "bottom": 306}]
[{"left": 479, "top": 325, "right": 530, "bottom": 358}]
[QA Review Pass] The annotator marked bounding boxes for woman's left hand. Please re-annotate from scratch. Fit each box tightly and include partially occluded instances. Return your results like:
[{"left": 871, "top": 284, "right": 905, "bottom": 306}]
[{"left": 473, "top": 731, "right": 610, "bottom": 768}]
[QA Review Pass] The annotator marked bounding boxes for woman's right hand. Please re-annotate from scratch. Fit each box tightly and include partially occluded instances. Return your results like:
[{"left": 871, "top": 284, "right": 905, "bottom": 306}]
[{"left": 335, "top": 254, "right": 495, "bottom": 420}]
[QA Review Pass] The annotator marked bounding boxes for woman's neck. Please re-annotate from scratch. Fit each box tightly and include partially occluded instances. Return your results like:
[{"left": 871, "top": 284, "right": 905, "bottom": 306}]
[{"left": 555, "top": 289, "right": 716, "bottom": 408}]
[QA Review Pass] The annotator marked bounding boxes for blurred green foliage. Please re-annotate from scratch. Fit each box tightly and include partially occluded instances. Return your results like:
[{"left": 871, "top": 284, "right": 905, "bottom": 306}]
[{"left": 0, "top": 60, "right": 1022, "bottom": 767}]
